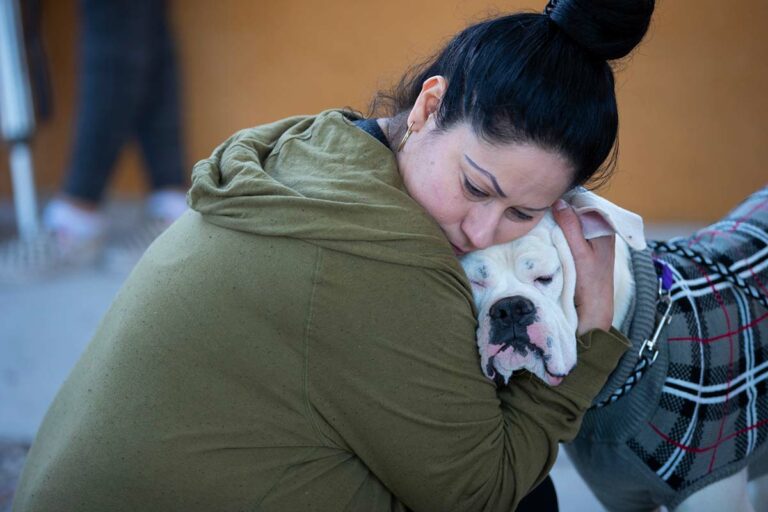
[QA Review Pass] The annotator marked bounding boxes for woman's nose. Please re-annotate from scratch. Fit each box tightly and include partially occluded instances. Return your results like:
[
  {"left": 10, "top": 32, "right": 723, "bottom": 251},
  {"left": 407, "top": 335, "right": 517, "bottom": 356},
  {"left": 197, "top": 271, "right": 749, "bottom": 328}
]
[{"left": 463, "top": 207, "right": 499, "bottom": 250}]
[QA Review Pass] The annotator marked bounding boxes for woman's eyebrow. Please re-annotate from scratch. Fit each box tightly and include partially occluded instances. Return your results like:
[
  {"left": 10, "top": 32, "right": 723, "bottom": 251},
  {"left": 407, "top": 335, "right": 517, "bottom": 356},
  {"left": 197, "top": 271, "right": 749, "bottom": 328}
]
[{"left": 464, "top": 154, "right": 507, "bottom": 198}]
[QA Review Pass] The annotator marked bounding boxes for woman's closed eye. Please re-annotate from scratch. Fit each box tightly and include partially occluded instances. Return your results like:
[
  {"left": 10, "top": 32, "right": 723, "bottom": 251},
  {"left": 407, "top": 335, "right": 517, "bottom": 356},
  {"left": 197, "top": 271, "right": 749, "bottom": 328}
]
[
  {"left": 463, "top": 174, "right": 534, "bottom": 221},
  {"left": 505, "top": 207, "right": 534, "bottom": 221},
  {"left": 463, "top": 176, "right": 489, "bottom": 198}
]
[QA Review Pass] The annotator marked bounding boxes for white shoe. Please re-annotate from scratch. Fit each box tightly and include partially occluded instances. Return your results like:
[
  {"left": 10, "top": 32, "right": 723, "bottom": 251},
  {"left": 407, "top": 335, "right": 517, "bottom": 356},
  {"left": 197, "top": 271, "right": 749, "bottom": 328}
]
[
  {"left": 43, "top": 197, "right": 106, "bottom": 241},
  {"left": 145, "top": 189, "right": 188, "bottom": 224}
]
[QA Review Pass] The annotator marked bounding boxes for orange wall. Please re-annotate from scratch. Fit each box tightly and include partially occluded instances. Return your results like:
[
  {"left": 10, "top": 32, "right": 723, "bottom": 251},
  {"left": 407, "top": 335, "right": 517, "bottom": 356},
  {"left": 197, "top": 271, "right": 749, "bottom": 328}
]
[{"left": 1, "top": 0, "right": 766, "bottom": 221}]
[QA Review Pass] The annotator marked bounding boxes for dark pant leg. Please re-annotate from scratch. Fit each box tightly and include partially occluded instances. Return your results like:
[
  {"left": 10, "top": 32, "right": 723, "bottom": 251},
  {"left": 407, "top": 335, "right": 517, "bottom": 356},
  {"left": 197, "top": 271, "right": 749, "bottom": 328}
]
[
  {"left": 134, "top": 0, "right": 186, "bottom": 191},
  {"left": 516, "top": 475, "right": 559, "bottom": 512},
  {"left": 62, "top": 0, "right": 156, "bottom": 203}
]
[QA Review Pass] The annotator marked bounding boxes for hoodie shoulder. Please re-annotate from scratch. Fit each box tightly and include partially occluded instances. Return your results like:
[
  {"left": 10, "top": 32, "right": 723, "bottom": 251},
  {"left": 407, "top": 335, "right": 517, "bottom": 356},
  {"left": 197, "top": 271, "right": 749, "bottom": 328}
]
[{"left": 188, "top": 110, "right": 463, "bottom": 273}]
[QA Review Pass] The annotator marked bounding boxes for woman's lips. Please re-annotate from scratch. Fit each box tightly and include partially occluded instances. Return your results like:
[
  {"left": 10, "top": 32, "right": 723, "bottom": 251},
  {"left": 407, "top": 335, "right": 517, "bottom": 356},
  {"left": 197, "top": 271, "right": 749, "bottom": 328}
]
[{"left": 451, "top": 243, "right": 467, "bottom": 256}]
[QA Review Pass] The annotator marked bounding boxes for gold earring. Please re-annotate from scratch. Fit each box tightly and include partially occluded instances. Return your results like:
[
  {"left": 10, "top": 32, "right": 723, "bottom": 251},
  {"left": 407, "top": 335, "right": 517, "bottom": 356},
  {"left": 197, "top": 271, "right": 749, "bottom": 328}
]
[{"left": 397, "top": 121, "right": 415, "bottom": 153}]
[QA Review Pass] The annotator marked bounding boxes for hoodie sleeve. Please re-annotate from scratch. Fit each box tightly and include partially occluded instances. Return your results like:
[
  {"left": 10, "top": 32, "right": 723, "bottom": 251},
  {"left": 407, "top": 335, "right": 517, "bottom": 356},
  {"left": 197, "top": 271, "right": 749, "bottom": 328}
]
[{"left": 307, "top": 248, "right": 630, "bottom": 512}]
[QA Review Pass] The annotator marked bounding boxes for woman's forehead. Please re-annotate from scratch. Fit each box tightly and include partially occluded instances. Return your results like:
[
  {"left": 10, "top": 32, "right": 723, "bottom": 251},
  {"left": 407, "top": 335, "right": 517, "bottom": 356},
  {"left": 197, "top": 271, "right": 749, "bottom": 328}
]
[
  {"left": 446, "top": 125, "right": 572, "bottom": 182},
  {"left": 469, "top": 144, "right": 573, "bottom": 199}
]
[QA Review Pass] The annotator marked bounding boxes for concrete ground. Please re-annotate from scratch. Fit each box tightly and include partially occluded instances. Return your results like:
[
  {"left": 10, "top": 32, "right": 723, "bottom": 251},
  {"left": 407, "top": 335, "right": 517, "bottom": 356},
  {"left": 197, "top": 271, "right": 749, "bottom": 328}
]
[{"left": 0, "top": 198, "right": 705, "bottom": 511}]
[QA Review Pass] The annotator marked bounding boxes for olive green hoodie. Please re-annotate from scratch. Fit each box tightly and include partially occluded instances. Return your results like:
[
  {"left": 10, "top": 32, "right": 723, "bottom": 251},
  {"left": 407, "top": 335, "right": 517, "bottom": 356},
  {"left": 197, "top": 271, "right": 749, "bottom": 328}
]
[{"left": 13, "top": 110, "right": 629, "bottom": 512}]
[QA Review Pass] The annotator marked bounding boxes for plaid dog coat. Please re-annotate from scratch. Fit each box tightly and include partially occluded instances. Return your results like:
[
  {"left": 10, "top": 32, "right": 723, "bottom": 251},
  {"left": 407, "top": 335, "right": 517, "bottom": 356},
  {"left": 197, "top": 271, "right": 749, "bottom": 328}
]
[{"left": 566, "top": 187, "right": 768, "bottom": 511}]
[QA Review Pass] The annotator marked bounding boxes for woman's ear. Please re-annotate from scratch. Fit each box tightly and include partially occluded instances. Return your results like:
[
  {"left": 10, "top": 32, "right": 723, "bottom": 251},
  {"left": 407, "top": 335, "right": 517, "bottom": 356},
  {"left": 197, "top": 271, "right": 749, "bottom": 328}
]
[{"left": 407, "top": 75, "right": 447, "bottom": 130}]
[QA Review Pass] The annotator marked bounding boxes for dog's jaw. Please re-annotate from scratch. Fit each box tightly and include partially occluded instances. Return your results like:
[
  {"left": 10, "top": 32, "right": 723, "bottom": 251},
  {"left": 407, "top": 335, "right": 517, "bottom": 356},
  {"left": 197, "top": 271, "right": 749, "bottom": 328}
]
[{"left": 475, "top": 298, "right": 576, "bottom": 385}]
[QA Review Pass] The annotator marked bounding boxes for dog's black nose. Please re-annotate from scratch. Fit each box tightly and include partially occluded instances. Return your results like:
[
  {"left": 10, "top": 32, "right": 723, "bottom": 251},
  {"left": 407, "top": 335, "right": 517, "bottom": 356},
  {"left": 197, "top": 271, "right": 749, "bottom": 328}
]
[{"left": 490, "top": 296, "right": 537, "bottom": 327}]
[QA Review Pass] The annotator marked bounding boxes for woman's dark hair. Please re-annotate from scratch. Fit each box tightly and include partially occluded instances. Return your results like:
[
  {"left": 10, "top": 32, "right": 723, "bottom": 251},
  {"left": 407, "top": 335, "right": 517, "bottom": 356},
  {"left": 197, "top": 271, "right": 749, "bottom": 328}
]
[{"left": 372, "top": 0, "right": 655, "bottom": 189}]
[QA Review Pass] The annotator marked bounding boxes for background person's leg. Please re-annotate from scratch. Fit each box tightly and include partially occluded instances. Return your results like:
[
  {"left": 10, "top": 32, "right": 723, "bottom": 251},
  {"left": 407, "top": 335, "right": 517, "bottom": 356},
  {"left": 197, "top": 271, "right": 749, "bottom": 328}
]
[
  {"left": 134, "top": 0, "right": 186, "bottom": 197},
  {"left": 97, "top": 0, "right": 188, "bottom": 273},
  {"left": 132, "top": 0, "right": 188, "bottom": 227},
  {"left": 61, "top": 0, "right": 154, "bottom": 204}
]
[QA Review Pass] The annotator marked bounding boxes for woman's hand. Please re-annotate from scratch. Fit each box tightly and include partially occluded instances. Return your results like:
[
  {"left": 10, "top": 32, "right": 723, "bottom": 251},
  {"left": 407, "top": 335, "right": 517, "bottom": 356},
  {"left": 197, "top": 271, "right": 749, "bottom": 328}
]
[{"left": 552, "top": 199, "right": 615, "bottom": 335}]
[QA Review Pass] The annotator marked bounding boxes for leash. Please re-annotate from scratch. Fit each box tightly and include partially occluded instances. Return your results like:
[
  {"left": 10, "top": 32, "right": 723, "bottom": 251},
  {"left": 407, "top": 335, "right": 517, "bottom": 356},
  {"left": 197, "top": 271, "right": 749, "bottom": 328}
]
[
  {"left": 638, "top": 260, "right": 675, "bottom": 364},
  {"left": 650, "top": 240, "right": 768, "bottom": 309},
  {"left": 593, "top": 259, "right": 675, "bottom": 409}
]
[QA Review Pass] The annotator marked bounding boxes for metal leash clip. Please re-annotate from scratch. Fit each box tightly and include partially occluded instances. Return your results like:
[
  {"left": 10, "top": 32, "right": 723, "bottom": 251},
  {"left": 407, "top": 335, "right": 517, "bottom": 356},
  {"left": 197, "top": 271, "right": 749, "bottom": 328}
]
[{"left": 638, "top": 277, "right": 674, "bottom": 364}]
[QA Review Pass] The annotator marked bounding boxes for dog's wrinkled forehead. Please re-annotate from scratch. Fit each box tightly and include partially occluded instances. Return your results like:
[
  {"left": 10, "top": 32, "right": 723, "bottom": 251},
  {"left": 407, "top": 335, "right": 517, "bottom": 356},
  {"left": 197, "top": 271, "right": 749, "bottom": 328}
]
[{"left": 461, "top": 216, "right": 560, "bottom": 289}]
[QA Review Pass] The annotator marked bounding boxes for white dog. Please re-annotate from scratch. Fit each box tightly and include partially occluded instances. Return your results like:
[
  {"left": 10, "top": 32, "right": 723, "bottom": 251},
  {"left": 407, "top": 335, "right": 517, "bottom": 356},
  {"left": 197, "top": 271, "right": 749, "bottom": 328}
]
[
  {"left": 461, "top": 187, "right": 768, "bottom": 512},
  {"left": 460, "top": 188, "right": 640, "bottom": 387}
]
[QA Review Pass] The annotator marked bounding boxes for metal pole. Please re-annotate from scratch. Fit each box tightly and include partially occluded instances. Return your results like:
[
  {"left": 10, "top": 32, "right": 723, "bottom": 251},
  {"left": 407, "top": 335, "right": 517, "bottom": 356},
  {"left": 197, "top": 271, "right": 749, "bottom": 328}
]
[
  {"left": 9, "top": 142, "right": 38, "bottom": 238},
  {"left": 0, "top": 0, "right": 41, "bottom": 239}
]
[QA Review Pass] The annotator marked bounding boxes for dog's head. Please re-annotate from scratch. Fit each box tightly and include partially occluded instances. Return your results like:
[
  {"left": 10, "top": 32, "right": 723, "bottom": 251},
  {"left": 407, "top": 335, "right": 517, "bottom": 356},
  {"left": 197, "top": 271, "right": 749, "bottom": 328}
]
[
  {"left": 461, "top": 215, "right": 577, "bottom": 386},
  {"left": 461, "top": 188, "right": 646, "bottom": 387}
]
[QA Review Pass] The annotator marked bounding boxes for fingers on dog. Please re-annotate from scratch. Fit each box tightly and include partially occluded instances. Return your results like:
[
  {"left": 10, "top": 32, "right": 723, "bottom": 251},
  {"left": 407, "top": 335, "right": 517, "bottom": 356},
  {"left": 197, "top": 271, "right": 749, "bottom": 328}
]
[
  {"left": 589, "top": 235, "right": 617, "bottom": 275},
  {"left": 552, "top": 199, "right": 590, "bottom": 258},
  {"left": 589, "top": 233, "right": 617, "bottom": 260}
]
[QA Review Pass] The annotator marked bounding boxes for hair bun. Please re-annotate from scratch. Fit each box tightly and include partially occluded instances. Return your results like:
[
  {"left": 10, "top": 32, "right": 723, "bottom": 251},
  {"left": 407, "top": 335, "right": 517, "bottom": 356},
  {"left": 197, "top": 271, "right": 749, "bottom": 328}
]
[{"left": 546, "top": 0, "right": 655, "bottom": 61}]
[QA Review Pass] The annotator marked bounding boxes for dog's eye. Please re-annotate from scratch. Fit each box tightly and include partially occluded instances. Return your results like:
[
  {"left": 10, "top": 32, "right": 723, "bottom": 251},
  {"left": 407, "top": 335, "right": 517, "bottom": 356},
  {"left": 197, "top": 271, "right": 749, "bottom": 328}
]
[
  {"left": 535, "top": 276, "right": 553, "bottom": 285},
  {"left": 470, "top": 279, "right": 486, "bottom": 288}
]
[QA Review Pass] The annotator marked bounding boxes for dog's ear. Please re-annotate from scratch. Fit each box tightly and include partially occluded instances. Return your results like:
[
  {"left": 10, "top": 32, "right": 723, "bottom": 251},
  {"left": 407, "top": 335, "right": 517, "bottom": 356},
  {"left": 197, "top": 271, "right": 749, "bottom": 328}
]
[
  {"left": 564, "top": 187, "right": 646, "bottom": 251},
  {"left": 551, "top": 226, "right": 578, "bottom": 330}
]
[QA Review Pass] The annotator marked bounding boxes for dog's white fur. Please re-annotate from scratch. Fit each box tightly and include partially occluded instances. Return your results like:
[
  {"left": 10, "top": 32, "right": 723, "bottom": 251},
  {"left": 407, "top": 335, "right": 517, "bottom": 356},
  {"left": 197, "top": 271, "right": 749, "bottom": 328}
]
[
  {"left": 460, "top": 211, "right": 767, "bottom": 512},
  {"left": 460, "top": 214, "right": 633, "bottom": 386}
]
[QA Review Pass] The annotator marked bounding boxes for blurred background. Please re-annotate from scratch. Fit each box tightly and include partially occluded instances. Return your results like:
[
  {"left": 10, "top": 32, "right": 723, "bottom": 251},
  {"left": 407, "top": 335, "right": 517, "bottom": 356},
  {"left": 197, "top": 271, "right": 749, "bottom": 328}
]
[
  {"left": 0, "top": 0, "right": 766, "bottom": 510},
  {"left": 2, "top": 0, "right": 766, "bottom": 218}
]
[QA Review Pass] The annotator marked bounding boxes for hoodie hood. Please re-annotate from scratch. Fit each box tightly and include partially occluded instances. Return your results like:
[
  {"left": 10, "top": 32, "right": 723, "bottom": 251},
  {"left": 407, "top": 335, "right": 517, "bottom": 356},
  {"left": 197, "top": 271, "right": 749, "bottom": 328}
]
[{"left": 189, "top": 110, "right": 466, "bottom": 276}]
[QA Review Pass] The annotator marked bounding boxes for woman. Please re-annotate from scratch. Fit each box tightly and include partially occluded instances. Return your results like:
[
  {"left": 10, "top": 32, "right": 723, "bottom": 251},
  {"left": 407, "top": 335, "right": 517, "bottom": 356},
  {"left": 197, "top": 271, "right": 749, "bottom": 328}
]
[{"left": 13, "top": 1, "right": 655, "bottom": 510}]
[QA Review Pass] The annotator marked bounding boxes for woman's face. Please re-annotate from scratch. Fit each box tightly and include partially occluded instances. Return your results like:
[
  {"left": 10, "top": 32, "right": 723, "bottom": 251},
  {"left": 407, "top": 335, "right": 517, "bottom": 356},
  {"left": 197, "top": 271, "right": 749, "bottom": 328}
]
[{"left": 397, "top": 118, "right": 574, "bottom": 256}]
